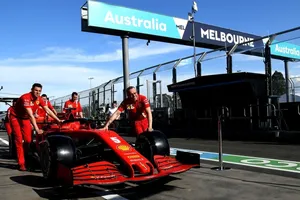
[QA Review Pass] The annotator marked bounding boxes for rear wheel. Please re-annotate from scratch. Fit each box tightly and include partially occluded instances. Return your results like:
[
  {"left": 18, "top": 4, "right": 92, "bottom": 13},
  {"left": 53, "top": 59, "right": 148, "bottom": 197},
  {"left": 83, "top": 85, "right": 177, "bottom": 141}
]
[{"left": 8, "top": 134, "right": 16, "bottom": 159}]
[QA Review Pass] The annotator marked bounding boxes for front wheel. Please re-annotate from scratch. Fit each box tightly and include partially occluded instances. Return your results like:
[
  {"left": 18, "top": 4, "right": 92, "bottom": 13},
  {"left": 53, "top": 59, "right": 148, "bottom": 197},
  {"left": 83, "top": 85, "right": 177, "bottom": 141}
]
[
  {"left": 39, "top": 140, "right": 57, "bottom": 183},
  {"left": 135, "top": 130, "right": 170, "bottom": 164},
  {"left": 39, "top": 135, "right": 76, "bottom": 184}
]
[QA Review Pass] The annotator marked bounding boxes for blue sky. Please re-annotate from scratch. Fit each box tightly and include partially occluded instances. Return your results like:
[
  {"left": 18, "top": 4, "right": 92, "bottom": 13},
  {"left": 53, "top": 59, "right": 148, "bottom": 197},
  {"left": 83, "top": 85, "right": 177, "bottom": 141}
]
[{"left": 0, "top": 0, "right": 299, "bottom": 110}]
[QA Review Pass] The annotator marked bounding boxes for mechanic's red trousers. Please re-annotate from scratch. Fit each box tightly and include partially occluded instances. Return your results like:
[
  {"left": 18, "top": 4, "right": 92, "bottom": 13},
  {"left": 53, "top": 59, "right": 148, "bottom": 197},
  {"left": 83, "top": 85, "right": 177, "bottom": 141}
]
[
  {"left": 134, "top": 118, "right": 149, "bottom": 135},
  {"left": 4, "top": 122, "right": 12, "bottom": 136},
  {"left": 10, "top": 116, "right": 32, "bottom": 166}
]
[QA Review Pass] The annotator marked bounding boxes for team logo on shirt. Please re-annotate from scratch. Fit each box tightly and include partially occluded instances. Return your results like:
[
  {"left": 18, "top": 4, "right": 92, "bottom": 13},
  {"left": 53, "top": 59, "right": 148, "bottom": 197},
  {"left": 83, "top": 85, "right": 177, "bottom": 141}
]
[
  {"left": 127, "top": 104, "right": 135, "bottom": 110},
  {"left": 36, "top": 101, "right": 39, "bottom": 105}
]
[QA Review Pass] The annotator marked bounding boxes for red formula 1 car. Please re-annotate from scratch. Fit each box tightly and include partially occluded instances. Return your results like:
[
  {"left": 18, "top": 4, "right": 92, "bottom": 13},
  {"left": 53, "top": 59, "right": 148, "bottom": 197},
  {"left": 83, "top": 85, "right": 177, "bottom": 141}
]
[{"left": 30, "top": 118, "right": 200, "bottom": 187}]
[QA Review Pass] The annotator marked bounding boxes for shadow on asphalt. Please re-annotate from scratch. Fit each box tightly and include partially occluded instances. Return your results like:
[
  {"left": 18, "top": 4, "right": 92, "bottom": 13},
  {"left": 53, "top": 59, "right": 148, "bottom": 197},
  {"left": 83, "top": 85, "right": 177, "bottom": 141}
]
[
  {"left": 10, "top": 174, "right": 180, "bottom": 199},
  {"left": 195, "top": 170, "right": 300, "bottom": 192},
  {"left": 0, "top": 145, "right": 18, "bottom": 170},
  {"left": 118, "top": 176, "right": 181, "bottom": 200},
  {"left": 0, "top": 162, "right": 18, "bottom": 170}
]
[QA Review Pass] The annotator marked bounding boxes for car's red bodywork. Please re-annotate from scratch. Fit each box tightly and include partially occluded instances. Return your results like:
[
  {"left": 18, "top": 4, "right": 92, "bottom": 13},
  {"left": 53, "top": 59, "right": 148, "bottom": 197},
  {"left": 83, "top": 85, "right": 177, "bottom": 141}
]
[{"left": 36, "top": 120, "right": 199, "bottom": 186}]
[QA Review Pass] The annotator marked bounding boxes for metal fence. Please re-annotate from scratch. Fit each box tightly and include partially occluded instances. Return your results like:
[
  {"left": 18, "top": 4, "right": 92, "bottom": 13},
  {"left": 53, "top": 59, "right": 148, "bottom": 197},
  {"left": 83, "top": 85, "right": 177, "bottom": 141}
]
[{"left": 51, "top": 27, "right": 300, "bottom": 118}]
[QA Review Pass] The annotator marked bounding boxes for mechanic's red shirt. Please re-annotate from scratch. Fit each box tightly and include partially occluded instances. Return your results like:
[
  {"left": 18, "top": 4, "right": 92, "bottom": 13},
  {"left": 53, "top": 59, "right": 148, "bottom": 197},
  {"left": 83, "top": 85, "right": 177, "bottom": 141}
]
[
  {"left": 118, "top": 94, "right": 150, "bottom": 120},
  {"left": 36, "top": 100, "right": 54, "bottom": 117},
  {"left": 5, "top": 106, "right": 13, "bottom": 122},
  {"left": 11, "top": 92, "right": 46, "bottom": 119},
  {"left": 63, "top": 100, "right": 82, "bottom": 115}
]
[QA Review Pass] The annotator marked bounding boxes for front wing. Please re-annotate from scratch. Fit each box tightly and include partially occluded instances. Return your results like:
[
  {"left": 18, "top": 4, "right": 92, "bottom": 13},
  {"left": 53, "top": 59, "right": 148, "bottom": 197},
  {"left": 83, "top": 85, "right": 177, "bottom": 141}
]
[{"left": 69, "top": 152, "right": 199, "bottom": 186}]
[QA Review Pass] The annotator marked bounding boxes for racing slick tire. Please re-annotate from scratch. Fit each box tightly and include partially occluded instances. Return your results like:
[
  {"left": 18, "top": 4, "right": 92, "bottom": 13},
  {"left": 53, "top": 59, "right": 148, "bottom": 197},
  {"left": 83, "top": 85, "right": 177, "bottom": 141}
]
[
  {"left": 8, "top": 133, "right": 16, "bottom": 159},
  {"left": 39, "top": 135, "right": 76, "bottom": 183},
  {"left": 135, "top": 130, "right": 170, "bottom": 165}
]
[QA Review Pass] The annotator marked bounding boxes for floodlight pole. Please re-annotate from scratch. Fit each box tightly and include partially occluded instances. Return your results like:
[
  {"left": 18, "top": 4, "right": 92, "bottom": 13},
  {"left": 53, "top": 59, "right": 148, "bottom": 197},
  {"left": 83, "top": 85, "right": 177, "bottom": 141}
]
[
  {"left": 192, "top": 18, "right": 196, "bottom": 77},
  {"left": 122, "top": 35, "right": 130, "bottom": 100},
  {"left": 189, "top": 7, "right": 197, "bottom": 77},
  {"left": 188, "top": 2, "right": 198, "bottom": 77},
  {"left": 88, "top": 77, "right": 94, "bottom": 89}
]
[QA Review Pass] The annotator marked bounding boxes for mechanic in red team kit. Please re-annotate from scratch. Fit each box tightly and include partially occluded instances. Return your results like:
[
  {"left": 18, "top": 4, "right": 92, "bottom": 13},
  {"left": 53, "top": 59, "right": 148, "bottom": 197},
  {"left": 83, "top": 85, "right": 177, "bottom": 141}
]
[
  {"left": 35, "top": 94, "right": 57, "bottom": 119},
  {"left": 102, "top": 86, "right": 153, "bottom": 135},
  {"left": 10, "top": 83, "right": 63, "bottom": 171},
  {"left": 4, "top": 98, "right": 18, "bottom": 136},
  {"left": 63, "top": 92, "right": 83, "bottom": 118}
]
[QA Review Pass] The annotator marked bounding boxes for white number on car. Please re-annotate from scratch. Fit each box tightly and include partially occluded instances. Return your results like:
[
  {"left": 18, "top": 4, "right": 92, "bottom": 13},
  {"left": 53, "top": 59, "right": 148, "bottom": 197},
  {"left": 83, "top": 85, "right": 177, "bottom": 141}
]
[{"left": 110, "top": 137, "right": 121, "bottom": 143}]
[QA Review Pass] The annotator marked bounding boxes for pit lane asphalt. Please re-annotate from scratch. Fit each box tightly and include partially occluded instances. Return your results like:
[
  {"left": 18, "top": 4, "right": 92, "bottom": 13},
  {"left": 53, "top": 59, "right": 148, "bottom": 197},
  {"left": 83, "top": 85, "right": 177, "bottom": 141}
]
[{"left": 1, "top": 130, "right": 300, "bottom": 200}]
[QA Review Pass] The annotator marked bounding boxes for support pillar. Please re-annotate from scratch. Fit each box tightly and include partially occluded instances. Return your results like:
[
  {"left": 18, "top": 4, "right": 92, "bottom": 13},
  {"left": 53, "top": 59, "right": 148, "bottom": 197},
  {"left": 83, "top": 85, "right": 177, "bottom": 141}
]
[
  {"left": 137, "top": 77, "right": 140, "bottom": 94},
  {"left": 284, "top": 60, "right": 290, "bottom": 102},
  {"left": 172, "top": 67, "right": 177, "bottom": 109},
  {"left": 122, "top": 35, "right": 130, "bottom": 100},
  {"left": 197, "top": 61, "right": 202, "bottom": 76},
  {"left": 153, "top": 73, "right": 157, "bottom": 105},
  {"left": 226, "top": 54, "right": 233, "bottom": 74},
  {"left": 264, "top": 44, "right": 272, "bottom": 96}
]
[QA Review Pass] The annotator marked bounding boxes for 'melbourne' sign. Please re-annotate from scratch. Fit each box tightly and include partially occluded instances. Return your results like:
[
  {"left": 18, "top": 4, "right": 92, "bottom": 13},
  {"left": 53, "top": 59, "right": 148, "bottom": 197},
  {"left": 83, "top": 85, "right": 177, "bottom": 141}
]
[
  {"left": 200, "top": 28, "right": 255, "bottom": 47},
  {"left": 85, "top": 0, "right": 299, "bottom": 60}
]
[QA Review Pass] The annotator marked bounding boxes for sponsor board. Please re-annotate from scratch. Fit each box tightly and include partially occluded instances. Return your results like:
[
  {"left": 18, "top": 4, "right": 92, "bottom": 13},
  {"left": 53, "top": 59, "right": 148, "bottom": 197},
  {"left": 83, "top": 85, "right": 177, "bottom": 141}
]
[
  {"left": 270, "top": 41, "right": 300, "bottom": 60},
  {"left": 86, "top": 1, "right": 263, "bottom": 52},
  {"left": 86, "top": 0, "right": 299, "bottom": 60},
  {"left": 88, "top": 0, "right": 185, "bottom": 39}
]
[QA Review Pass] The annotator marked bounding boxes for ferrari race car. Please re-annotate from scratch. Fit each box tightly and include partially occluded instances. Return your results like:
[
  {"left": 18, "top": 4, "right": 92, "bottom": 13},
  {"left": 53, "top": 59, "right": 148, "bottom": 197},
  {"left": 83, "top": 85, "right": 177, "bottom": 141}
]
[{"left": 29, "top": 118, "right": 200, "bottom": 187}]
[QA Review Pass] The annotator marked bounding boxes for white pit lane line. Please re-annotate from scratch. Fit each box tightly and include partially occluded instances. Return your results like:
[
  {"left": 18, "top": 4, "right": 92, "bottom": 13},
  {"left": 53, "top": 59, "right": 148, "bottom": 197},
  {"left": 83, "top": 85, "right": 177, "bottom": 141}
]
[
  {"left": 0, "top": 137, "right": 129, "bottom": 200},
  {"left": 0, "top": 137, "right": 9, "bottom": 145},
  {"left": 101, "top": 194, "right": 129, "bottom": 200}
]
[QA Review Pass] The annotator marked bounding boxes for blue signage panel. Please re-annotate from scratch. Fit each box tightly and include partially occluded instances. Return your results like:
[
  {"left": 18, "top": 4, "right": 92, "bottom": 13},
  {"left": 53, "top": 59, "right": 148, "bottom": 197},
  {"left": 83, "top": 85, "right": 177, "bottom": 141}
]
[
  {"left": 88, "top": 0, "right": 186, "bottom": 39},
  {"left": 86, "top": 0, "right": 299, "bottom": 60},
  {"left": 270, "top": 41, "right": 300, "bottom": 60}
]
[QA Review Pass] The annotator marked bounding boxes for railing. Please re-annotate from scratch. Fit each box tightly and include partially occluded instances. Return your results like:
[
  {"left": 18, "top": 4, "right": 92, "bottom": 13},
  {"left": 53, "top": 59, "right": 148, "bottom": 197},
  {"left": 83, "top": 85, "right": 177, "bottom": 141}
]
[{"left": 50, "top": 27, "right": 300, "bottom": 119}]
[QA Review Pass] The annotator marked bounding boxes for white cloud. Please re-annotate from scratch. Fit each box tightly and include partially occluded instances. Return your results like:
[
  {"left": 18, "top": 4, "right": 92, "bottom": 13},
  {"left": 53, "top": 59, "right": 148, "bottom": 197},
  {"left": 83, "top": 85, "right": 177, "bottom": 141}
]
[
  {"left": 177, "top": 58, "right": 192, "bottom": 67},
  {"left": 289, "top": 75, "right": 300, "bottom": 86},
  {"left": 0, "top": 64, "right": 120, "bottom": 105},
  {"left": 0, "top": 41, "right": 191, "bottom": 111},
  {"left": 0, "top": 42, "right": 190, "bottom": 64},
  {"left": 293, "top": 64, "right": 300, "bottom": 68},
  {"left": 233, "top": 54, "right": 264, "bottom": 62}
]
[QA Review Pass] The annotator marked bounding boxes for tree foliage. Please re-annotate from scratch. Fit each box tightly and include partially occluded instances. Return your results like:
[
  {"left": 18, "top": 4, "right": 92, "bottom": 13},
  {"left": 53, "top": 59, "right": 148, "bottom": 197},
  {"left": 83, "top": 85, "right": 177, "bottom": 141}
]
[{"left": 272, "top": 71, "right": 286, "bottom": 96}]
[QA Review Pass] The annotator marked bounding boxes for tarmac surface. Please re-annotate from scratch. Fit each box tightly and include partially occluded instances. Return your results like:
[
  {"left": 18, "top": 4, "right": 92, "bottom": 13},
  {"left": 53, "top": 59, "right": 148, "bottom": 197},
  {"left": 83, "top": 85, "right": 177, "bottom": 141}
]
[{"left": 0, "top": 130, "right": 300, "bottom": 200}]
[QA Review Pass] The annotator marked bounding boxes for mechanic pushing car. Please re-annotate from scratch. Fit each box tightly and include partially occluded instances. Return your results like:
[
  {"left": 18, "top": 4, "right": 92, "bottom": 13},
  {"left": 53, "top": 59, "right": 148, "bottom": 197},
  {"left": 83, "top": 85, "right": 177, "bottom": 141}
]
[
  {"left": 102, "top": 86, "right": 153, "bottom": 135},
  {"left": 35, "top": 94, "right": 57, "bottom": 119},
  {"left": 63, "top": 92, "right": 83, "bottom": 118},
  {"left": 9, "top": 83, "right": 63, "bottom": 171}
]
